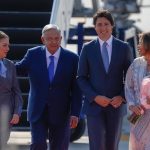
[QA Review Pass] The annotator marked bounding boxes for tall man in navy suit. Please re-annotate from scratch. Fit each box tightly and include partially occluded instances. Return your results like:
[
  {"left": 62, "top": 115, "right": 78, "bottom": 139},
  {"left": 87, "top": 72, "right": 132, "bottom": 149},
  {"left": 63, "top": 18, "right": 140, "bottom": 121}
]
[
  {"left": 77, "top": 10, "right": 133, "bottom": 150},
  {"left": 16, "top": 24, "right": 82, "bottom": 150}
]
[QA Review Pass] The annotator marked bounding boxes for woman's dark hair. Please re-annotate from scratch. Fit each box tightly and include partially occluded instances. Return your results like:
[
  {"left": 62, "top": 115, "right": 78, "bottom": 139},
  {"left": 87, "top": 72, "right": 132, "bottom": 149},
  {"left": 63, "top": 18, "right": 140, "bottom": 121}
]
[
  {"left": 93, "top": 9, "right": 114, "bottom": 26},
  {"left": 0, "top": 31, "right": 9, "bottom": 40},
  {"left": 139, "top": 32, "right": 150, "bottom": 53}
]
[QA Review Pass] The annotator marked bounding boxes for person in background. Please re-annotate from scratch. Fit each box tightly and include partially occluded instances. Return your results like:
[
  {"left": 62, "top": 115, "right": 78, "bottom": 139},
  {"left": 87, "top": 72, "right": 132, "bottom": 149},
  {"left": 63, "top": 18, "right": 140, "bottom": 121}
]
[
  {"left": 77, "top": 9, "right": 133, "bottom": 150},
  {"left": 16, "top": 24, "right": 82, "bottom": 150},
  {"left": 125, "top": 32, "right": 150, "bottom": 150},
  {"left": 0, "top": 31, "right": 23, "bottom": 149}
]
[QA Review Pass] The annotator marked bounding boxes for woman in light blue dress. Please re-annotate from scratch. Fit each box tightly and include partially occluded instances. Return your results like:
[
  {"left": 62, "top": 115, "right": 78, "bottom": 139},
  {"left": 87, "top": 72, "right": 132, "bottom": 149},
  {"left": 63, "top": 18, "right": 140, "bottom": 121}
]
[{"left": 125, "top": 32, "right": 150, "bottom": 150}]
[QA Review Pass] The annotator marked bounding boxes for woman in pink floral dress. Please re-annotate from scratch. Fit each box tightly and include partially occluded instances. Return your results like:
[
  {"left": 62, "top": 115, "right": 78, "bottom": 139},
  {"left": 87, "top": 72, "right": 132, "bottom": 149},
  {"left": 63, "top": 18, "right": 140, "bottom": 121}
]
[{"left": 125, "top": 32, "right": 150, "bottom": 150}]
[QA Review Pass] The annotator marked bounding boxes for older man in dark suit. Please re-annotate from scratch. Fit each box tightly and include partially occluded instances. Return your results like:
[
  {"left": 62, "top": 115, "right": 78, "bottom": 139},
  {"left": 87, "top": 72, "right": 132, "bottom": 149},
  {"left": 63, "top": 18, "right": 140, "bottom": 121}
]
[
  {"left": 16, "top": 24, "right": 82, "bottom": 150},
  {"left": 77, "top": 10, "right": 133, "bottom": 150}
]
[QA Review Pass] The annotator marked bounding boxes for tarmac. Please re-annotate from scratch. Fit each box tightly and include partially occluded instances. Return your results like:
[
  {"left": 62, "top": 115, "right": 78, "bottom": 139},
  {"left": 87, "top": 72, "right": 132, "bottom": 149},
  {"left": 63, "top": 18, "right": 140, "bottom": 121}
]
[
  {"left": 7, "top": 116, "right": 130, "bottom": 150},
  {"left": 7, "top": 118, "right": 129, "bottom": 150}
]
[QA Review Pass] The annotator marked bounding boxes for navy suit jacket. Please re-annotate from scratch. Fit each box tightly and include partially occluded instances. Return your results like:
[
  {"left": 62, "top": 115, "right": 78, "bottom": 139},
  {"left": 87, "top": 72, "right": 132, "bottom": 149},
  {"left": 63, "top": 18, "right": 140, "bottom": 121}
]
[
  {"left": 16, "top": 46, "right": 82, "bottom": 124},
  {"left": 77, "top": 37, "right": 133, "bottom": 116}
]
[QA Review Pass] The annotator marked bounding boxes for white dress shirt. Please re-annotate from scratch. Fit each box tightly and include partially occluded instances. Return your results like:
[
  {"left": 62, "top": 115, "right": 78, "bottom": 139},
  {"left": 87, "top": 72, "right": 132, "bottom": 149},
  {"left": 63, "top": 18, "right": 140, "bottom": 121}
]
[
  {"left": 98, "top": 35, "right": 113, "bottom": 64},
  {"left": 45, "top": 47, "right": 61, "bottom": 75}
]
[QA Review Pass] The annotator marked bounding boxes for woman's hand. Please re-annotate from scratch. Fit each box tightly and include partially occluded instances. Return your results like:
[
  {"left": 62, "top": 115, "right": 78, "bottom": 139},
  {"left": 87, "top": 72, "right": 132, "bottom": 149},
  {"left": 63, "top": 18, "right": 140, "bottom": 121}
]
[
  {"left": 129, "top": 105, "right": 144, "bottom": 115},
  {"left": 146, "top": 96, "right": 150, "bottom": 104},
  {"left": 10, "top": 114, "right": 20, "bottom": 125}
]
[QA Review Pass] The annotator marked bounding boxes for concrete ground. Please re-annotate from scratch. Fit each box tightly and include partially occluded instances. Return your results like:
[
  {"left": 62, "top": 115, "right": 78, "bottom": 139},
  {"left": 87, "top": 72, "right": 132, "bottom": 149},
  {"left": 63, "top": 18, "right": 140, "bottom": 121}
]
[
  {"left": 7, "top": 127, "right": 129, "bottom": 150},
  {"left": 7, "top": 115, "right": 130, "bottom": 150}
]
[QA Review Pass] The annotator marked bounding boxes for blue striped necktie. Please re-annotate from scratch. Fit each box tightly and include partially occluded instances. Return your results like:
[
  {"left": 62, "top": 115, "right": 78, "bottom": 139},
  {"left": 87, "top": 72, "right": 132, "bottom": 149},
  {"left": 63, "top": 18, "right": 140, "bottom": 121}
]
[
  {"left": 101, "top": 42, "right": 109, "bottom": 72},
  {"left": 48, "top": 56, "right": 54, "bottom": 82}
]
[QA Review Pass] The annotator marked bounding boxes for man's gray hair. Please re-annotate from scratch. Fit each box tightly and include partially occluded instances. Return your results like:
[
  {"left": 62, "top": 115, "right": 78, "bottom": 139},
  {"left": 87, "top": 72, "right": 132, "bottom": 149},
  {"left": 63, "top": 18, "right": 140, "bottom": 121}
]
[{"left": 42, "top": 24, "right": 61, "bottom": 35}]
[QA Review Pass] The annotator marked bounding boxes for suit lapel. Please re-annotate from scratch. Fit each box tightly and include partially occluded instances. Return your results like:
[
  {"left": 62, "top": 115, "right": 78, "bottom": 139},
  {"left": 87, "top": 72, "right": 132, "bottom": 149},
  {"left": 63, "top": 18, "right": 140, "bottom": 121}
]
[
  {"left": 40, "top": 46, "right": 49, "bottom": 83},
  {"left": 108, "top": 38, "right": 118, "bottom": 73},
  {"left": 1, "top": 59, "right": 14, "bottom": 88},
  {"left": 52, "top": 47, "right": 65, "bottom": 83},
  {"left": 94, "top": 38, "right": 108, "bottom": 73}
]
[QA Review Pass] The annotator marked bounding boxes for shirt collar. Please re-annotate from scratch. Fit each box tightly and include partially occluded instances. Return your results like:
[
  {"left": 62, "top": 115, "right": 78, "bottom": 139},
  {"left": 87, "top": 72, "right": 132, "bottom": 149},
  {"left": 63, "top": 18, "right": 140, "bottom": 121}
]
[
  {"left": 46, "top": 47, "right": 61, "bottom": 59},
  {"left": 98, "top": 35, "right": 113, "bottom": 47}
]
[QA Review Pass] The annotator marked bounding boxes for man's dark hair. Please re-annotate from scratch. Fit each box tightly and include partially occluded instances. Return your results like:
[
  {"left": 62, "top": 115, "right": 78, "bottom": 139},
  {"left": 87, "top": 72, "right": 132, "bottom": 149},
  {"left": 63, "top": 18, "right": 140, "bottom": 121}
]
[{"left": 93, "top": 9, "right": 114, "bottom": 26}]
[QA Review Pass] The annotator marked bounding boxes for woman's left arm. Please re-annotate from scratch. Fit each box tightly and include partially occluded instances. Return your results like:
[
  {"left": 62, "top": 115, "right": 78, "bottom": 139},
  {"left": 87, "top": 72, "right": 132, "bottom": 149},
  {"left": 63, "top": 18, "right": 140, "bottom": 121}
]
[
  {"left": 11, "top": 63, "right": 23, "bottom": 119},
  {"left": 125, "top": 63, "right": 137, "bottom": 106}
]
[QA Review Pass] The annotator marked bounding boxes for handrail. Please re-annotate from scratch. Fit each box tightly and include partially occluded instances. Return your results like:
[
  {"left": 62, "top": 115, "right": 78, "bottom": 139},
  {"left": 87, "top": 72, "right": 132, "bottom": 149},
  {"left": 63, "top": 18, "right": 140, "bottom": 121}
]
[{"left": 50, "top": 0, "right": 74, "bottom": 47}]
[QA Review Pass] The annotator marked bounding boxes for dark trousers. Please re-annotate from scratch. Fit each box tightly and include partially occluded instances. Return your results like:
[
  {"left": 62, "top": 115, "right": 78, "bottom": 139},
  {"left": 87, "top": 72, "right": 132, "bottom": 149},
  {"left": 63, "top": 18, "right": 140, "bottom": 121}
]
[
  {"left": 30, "top": 106, "right": 70, "bottom": 150},
  {"left": 87, "top": 106, "right": 123, "bottom": 150}
]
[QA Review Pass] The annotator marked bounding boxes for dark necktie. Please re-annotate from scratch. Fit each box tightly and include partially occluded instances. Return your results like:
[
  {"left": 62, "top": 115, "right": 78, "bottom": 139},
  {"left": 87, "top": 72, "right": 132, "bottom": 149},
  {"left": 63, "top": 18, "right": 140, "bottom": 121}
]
[
  {"left": 48, "top": 56, "right": 54, "bottom": 82},
  {"left": 101, "top": 42, "right": 109, "bottom": 72}
]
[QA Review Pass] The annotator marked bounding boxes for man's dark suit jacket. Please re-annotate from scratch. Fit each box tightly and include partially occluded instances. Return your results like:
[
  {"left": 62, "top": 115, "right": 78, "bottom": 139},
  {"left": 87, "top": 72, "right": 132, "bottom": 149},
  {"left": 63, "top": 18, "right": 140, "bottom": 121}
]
[
  {"left": 77, "top": 37, "right": 133, "bottom": 116},
  {"left": 16, "top": 46, "right": 82, "bottom": 125}
]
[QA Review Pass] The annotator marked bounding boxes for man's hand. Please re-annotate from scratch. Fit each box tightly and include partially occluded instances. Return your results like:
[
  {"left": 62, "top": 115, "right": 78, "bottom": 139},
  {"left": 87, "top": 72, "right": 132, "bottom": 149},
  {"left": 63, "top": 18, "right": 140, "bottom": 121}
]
[
  {"left": 94, "top": 95, "right": 111, "bottom": 107},
  {"left": 70, "top": 116, "right": 79, "bottom": 129},
  {"left": 110, "top": 96, "right": 124, "bottom": 108},
  {"left": 10, "top": 114, "right": 20, "bottom": 125}
]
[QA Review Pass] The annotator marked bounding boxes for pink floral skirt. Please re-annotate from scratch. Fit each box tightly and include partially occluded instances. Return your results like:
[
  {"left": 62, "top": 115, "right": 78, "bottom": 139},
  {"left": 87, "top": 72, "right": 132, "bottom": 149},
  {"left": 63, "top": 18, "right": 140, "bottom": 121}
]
[{"left": 129, "top": 110, "right": 150, "bottom": 150}]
